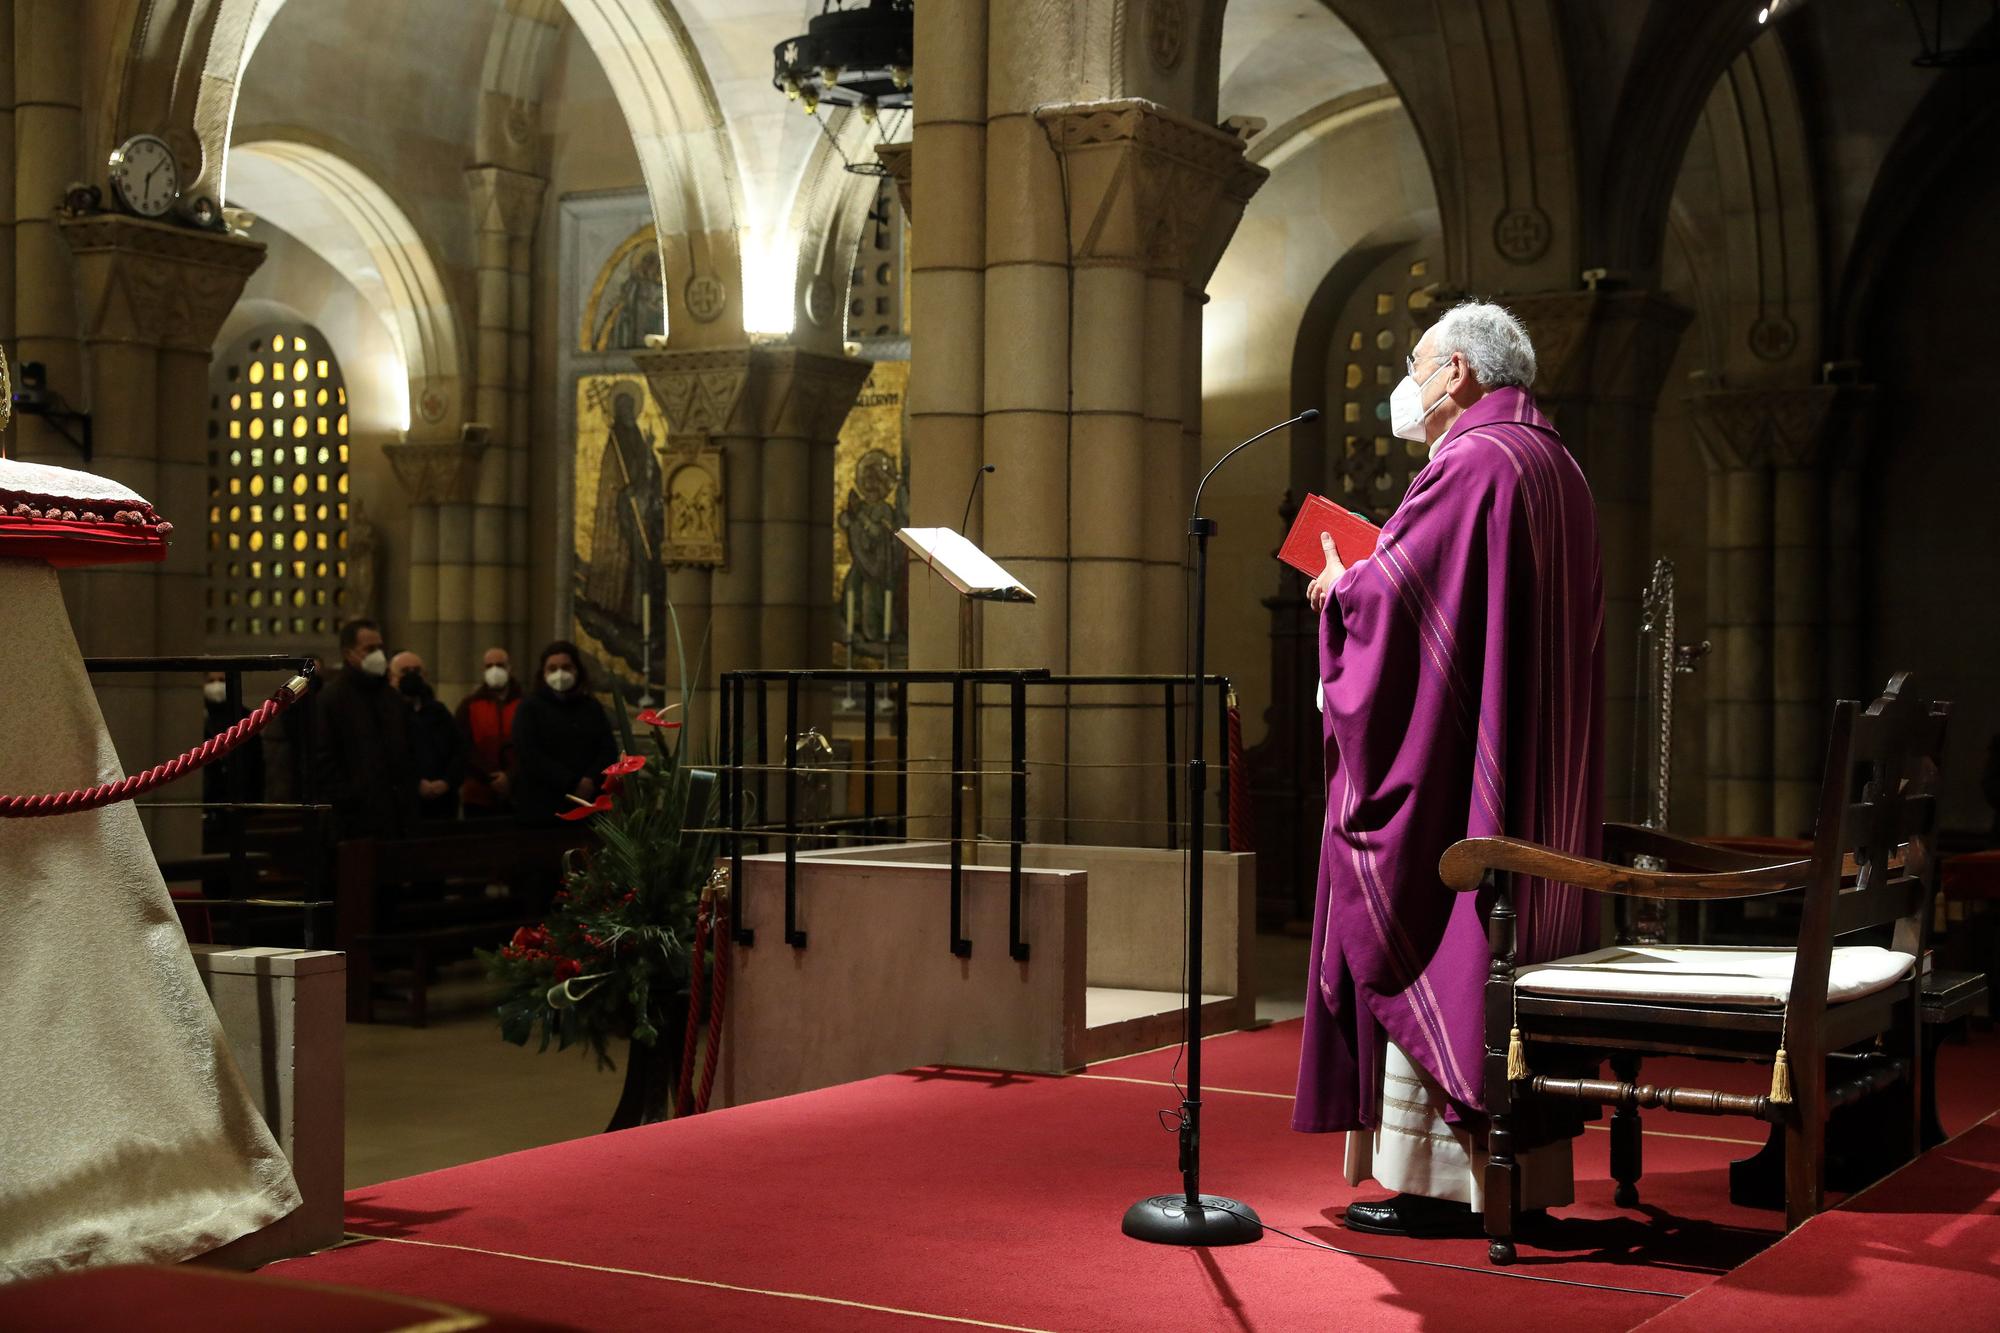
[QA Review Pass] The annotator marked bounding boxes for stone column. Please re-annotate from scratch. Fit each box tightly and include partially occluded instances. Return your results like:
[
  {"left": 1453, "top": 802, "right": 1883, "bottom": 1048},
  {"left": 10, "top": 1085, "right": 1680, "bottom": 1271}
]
[
  {"left": 1687, "top": 384, "right": 1836, "bottom": 836},
  {"left": 465, "top": 165, "right": 543, "bottom": 698},
  {"left": 635, "top": 343, "right": 872, "bottom": 747},
  {"left": 905, "top": 0, "right": 987, "bottom": 832},
  {"left": 1512, "top": 289, "right": 1690, "bottom": 825},
  {"left": 1030, "top": 100, "right": 1264, "bottom": 845},
  {"left": 58, "top": 215, "right": 264, "bottom": 854},
  {"left": 12, "top": 0, "right": 83, "bottom": 473},
  {"left": 0, "top": 0, "right": 16, "bottom": 356},
  {"left": 382, "top": 436, "right": 488, "bottom": 685}
]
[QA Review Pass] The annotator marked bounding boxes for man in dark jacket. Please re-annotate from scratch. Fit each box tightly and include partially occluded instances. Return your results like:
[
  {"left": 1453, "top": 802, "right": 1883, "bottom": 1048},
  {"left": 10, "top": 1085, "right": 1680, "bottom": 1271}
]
[
  {"left": 312, "top": 619, "right": 417, "bottom": 840},
  {"left": 200, "top": 671, "right": 265, "bottom": 852},
  {"left": 390, "top": 650, "right": 465, "bottom": 823}
]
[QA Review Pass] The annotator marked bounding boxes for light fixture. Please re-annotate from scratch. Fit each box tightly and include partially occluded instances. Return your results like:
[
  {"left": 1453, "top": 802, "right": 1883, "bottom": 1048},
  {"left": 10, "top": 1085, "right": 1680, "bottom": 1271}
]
[
  {"left": 1893, "top": 0, "right": 2000, "bottom": 66},
  {"left": 771, "top": 0, "right": 913, "bottom": 176}
]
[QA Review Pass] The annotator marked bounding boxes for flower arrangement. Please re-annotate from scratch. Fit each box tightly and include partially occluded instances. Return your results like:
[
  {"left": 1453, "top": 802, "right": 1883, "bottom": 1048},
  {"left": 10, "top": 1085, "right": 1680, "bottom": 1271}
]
[{"left": 481, "top": 690, "right": 720, "bottom": 1128}]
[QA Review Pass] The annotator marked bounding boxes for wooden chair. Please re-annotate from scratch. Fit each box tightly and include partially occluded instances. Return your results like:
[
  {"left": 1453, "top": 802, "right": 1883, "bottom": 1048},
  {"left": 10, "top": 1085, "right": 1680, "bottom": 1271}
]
[{"left": 1439, "top": 674, "right": 1949, "bottom": 1264}]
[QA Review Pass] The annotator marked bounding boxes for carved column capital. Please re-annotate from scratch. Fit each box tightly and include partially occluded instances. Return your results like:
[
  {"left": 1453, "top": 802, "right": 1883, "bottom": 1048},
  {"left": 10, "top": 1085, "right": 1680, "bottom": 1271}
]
[
  {"left": 465, "top": 165, "right": 547, "bottom": 240},
  {"left": 1685, "top": 383, "right": 1847, "bottom": 473},
  {"left": 874, "top": 142, "right": 913, "bottom": 222},
  {"left": 1034, "top": 97, "right": 1267, "bottom": 287},
  {"left": 754, "top": 346, "right": 875, "bottom": 443},
  {"left": 1507, "top": 288, "right": 1691, "bottom": 407},
  {"left": 383, "top": 437, "right": 490, "bottom": 504},
  {"left": 634, "top": 345, "right": 756, "bottom": 440},
  {"left": 60, "top": 214, "right": 266, "bottom": 352}
]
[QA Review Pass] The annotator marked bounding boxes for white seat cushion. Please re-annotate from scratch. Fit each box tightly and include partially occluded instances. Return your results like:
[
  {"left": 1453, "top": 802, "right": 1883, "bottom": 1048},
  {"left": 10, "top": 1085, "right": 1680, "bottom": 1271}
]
[{"left": 1515, "top": 945, "right": 1915, "bottom": 1008}]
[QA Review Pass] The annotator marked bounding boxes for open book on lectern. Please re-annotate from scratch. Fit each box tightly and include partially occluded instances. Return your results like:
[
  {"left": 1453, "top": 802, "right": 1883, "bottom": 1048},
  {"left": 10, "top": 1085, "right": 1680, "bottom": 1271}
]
[{"left": 896, "top": 527, "right": 1037, "bottom": 603}]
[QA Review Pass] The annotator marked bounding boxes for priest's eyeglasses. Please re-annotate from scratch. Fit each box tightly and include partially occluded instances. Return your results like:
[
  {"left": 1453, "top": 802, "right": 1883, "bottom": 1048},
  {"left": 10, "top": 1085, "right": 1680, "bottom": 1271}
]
[{"left": 1406, "top": 349, "right": 1451, "bottom": 377}]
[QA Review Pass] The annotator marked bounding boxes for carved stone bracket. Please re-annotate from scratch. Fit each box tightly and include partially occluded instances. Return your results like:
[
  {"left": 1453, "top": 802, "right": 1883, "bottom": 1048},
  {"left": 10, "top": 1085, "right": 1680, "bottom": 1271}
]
[
  {"left": 1035, "top": 98, "right": 1267, "bottom": 287},
  {"left": 1685, "top": 384, "right": 1841, "bottom": 473},
  {"left": 383, "top": 437, "right": 489, "bottom": 505},
  {"left": 875, "top": 142, "right": 913, "bottom": 222},
  {"left": 61, "top": 214, "right": 265, "bottom": 353},
  {"left": 1508, "top": 288, "right": 1691, "bottom": 407},
  {"left": 636, "top": 346, "right": 754, "bottom": 440},
  {"left": 465, "top": 165, "right": 547, "bottom": 240}
]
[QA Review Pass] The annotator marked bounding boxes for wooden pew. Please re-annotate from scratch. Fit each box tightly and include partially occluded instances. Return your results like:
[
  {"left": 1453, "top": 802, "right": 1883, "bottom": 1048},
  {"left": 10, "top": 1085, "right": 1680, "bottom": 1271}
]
[{"left": 334, "top": 824, "right": 593, "bottom": 1025}]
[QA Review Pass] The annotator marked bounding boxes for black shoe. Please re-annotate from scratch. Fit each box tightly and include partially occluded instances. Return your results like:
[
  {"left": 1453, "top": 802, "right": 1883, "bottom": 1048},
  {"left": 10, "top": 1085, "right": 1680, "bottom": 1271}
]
[{"left": 1342, "top": 1193, "right": 1480, "bottom": 1238}]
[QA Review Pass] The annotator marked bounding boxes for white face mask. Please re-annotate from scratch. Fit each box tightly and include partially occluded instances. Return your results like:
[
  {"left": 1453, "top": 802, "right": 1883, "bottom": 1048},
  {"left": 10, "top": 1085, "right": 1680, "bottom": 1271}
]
[
  {"left": 545, "top": 668, "right": 576, "bottom": 693},
  {"left": 202, "top": 681, "right": 228, "bottom": 704},
  {"left": 483, "top": 665, "right": 510, "bottom": 690},
  {"left": 1389, "top": 357, "right": 1452, "bottom": 443},
  {"left": 360, "top": 647, "right": 388, "bottom": 677}
]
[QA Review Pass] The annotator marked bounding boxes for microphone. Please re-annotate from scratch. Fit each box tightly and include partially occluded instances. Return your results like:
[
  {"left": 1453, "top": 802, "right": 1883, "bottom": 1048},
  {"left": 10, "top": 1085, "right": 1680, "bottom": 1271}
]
[
  {"left": 1190, "top": 409, "right": 1321, "bottom": 523},
  {"left": 960, "top": 463, "right": 996, "bottom": 534}
]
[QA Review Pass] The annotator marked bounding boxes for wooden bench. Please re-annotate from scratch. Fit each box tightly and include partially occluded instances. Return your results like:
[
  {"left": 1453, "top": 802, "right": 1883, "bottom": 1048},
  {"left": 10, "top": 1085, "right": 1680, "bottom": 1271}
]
[{"left": 335, "top": 826, "right": 593, "bottom": 1025}]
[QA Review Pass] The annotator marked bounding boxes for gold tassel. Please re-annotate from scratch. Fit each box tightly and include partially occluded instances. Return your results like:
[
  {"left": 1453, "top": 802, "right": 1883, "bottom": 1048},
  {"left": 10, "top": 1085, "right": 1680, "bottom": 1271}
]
[
  {"left": 1770, "top": 1048, "right": 1792, "bottom": 1104},
  {"left": 1507, "top": 1027, "right": 1529, "bottom": 1082}
]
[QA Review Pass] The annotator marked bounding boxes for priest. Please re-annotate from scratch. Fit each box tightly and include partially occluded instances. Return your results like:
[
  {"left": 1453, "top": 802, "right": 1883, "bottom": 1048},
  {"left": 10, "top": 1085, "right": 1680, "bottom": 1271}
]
[{"left": 1293, "top": 301, "right": 1604, "bottom": 1237}]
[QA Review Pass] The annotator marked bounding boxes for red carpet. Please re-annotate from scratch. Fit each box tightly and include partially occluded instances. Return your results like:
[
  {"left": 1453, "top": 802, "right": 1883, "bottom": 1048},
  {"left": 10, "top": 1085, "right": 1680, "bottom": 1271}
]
[{"left": 270, "top": 1020, "right": 2000, "bottom": 1331}]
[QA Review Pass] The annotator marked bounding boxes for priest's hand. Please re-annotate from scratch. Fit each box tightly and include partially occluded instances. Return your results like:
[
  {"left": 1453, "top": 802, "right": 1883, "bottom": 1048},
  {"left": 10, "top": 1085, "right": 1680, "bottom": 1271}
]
[{"left": 1307, "top": 532, "right": 1346, "bottom": 613}]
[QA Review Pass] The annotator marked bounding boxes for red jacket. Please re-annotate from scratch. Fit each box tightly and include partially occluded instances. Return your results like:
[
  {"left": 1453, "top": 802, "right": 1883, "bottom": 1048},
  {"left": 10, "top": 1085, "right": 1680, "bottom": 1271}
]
[{"left": 455, "top": 683, "right": 522, "bottom": 809}]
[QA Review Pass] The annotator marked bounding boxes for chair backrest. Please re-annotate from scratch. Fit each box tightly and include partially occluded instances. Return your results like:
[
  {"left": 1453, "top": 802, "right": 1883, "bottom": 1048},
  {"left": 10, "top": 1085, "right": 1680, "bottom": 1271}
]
[{"left": 1785, "top": 673, "right": 1951, "bottom": 1026}]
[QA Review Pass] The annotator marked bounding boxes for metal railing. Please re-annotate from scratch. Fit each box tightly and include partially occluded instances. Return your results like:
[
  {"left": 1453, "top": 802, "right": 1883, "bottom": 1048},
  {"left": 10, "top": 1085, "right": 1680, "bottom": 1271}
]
[
  {"left": 84, "top": 654, "right": 331, "bottom": 946},
  {"left": 718, "top": 669, "right": 1233, "bottom": 962}
]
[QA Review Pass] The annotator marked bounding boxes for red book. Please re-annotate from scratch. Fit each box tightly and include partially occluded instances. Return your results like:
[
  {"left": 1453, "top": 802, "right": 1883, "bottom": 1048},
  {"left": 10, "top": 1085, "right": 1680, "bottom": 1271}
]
[{"left": 1278, "top": 493, "right": 1380, "bottom": 577}]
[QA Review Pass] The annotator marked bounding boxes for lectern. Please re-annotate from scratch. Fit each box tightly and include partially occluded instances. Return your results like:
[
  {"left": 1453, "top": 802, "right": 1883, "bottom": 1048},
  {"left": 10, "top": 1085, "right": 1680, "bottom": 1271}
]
[{"left": 897, "top": 527, "right": 1035, "bottom": 926}]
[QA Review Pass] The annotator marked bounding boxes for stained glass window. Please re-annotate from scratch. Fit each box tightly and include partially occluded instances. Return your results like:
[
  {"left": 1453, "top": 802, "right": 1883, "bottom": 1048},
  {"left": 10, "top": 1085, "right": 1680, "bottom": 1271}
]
[{"left": 206, "top": 325, "right": 350, "bottom": 643}]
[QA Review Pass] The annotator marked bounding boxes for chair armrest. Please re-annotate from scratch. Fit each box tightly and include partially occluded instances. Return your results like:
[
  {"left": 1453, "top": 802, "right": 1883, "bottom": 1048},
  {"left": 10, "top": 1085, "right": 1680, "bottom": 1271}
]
[
  {"left": 1439, "top": 836, "right": 1814, "bottom": 899},
  {"left": 1602, "top": 823, "right": 1784, "bottom": 872}
]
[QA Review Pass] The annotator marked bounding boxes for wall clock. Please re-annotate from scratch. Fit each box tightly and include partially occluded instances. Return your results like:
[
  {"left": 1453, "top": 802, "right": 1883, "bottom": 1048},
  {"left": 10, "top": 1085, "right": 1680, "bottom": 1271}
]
[{"left": 108, "top": 134, "right": 179, "bottom": 218}]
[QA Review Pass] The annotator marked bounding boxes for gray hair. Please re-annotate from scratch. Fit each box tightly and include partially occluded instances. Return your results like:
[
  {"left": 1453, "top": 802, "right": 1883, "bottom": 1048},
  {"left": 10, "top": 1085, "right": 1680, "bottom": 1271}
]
[{"left": 1429, "top": 301, "right": 1537, "bottom": 390}]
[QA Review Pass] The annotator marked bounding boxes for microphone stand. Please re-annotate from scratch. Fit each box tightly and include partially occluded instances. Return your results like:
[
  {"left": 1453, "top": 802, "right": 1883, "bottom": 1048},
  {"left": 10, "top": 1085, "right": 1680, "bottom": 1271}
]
[{"left": 1122, "top": 408, "right": 1319, "bottom": 1247}]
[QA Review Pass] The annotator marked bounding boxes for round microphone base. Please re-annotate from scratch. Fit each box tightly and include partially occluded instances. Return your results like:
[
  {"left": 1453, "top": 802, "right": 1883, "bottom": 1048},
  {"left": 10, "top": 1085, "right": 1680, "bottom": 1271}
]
[{"left": 1121, "top": 1193, "right": 1263, "bottom": 1247}]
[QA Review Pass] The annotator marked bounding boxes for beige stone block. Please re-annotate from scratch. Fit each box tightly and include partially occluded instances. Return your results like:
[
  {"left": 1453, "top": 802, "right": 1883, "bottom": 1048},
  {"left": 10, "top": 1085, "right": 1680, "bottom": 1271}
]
[
  {"left": 1066, "top": 710, "right": 1144, "bottom": 844},
  {"left": 1773, "top": 469, "right": 1821, "bottom": 548},
  {"left": 1771, "top": 625, "right": 1821, "bottom": 701},
  {"left": 758, "top": 519, "right": 809, "bottom": 601},
  {"left": 1770, "top": 549, "right": 1821, "bottom": 625},
  {"left": 1067, "top": 558, "right": 1144, "bottom": 675},
  {"left": 1772, "top": 699, "right": 1824, "bottom": 778},
  {"left": 1714, "top": 700, "right": 1771, "bottom": 778},
  {"left": 405, "top": 565, "right": 438, "bottom": 623},
  {"left": 982, "top": 263, "right": 1067, "bottom": 413},
  {"left": 913, "top": 0, "right": 988, "bottom": 126},
  {"left": 1067, "top": 414, "right": 1144, "bottom": 559},
  {"left": 981, "top": 410, "right": 1066, "bottom": 556},
  {"left": 911, "top": 123, "right": 986, "bottom": 271},
  {"left": 1715, "top": 777, "right": 1771, "bottom": 837},
  {"left": 1773, "top": 781, "right": 1818, "bottom": 841},
  {"left": 982, "top": 114, "right": 1066, "bottom": 266},
  {"left": 193, "top": 947, "right": 346, "bottom": 1265},
  {"left": 1069, "top": 266, "right": 1147, "bottom": 414},
  {"left": 759, "top": 435, "right": 810, "bottom": 523},
  {"left": 978, "top": 555, "right": 1066, "bottom": 669},
  {"left": 908, "top": 270, "right": 985, "bottom": 417},
  {"left": 709, "top": 604, "right": 759, "bottom": 675},
  {"left": 1720, "top": 468, "right": 1773, "bottom": 549}
]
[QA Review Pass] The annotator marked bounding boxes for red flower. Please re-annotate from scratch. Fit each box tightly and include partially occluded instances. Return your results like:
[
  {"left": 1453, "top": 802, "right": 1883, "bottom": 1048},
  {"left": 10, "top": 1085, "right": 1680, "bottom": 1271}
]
[
  {"left": 552, "top": 957, "right": 582, "bottom": 981},
  {"left": 635, "top": 707, "right": 683, "bottom": 730},
  {"left": 558, "top": 795, "right": 614, "bottom": 821},
  {"left": 603, "top": 753, "right": 648, "bottom": 780}
]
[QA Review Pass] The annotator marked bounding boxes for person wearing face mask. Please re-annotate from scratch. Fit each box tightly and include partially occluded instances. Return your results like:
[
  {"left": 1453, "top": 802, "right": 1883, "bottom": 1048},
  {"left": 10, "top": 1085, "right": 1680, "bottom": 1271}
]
[
  {"left": 389, "top": 651, "right": 465, "bottom": 823},
  {"left": 1293, "top": 302, "right": 1605, "bottom": 1241},
  {"left": 455, "top": 647, "right": 523, "bottom": 818},
  {"left": 199, "top": 671, "right": 265, "bottom": 851},
  {"left": 509, "top": 640, "right": 617, "bottom": 825},
  {"left": 311, "top": 618, "right": 418, "bottom": 840}
]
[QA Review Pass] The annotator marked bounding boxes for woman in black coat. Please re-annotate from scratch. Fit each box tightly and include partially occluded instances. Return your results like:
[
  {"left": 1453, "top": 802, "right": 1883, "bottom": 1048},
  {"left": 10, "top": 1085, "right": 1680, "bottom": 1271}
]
[{"left": 509, "top": 641, "right": 618, "bottom": 824}]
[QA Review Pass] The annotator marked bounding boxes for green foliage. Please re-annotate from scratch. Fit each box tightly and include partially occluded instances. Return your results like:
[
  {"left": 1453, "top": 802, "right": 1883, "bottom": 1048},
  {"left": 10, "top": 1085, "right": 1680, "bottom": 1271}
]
[{"left": 480, "top": 669, "right": 718, "bottom": 1070}]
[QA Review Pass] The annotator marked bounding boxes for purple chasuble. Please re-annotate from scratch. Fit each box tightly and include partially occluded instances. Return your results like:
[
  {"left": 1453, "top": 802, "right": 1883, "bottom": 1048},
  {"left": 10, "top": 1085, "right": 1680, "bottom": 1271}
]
[{"left": 1292, "top": 386, "right": 1604, "bottom": 1133}]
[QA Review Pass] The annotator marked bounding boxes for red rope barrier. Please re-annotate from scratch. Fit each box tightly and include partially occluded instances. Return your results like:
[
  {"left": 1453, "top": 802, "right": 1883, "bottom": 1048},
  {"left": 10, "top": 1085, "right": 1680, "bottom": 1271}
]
[
  {"left": 1226, "top": 691, "right": 1254, "bottom": 854},
  {"left": 0, "top": 675, "right": 310, "bottom": 818},
  {"left": 674, "top": 897, "right": 709, "bottom": 1117},
  {"left": 696, "top": 890, "right": 728, "bottom": 1115}
]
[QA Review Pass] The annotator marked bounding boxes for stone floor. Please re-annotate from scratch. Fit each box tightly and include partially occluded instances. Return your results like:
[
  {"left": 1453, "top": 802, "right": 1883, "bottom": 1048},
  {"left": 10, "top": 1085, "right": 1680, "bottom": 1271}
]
[{"left": 342, "top": 930, "right": 1315, "bottom": 1188}]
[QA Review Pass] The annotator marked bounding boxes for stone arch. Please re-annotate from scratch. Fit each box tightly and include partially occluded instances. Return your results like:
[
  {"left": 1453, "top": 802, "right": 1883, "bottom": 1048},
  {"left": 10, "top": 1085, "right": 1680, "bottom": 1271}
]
[
  {"left": 228, "top": 138, "right": 465, "bottom": 438},
  {"left": 782, "top": 110, "right": 912, "bottom": 353},
  {"left": 1664, "top": 30, "right": 1820, "bottom": 380},
  {"left": 113, "top": 0, "right": 746, "bottom": 343}
]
